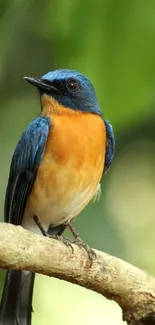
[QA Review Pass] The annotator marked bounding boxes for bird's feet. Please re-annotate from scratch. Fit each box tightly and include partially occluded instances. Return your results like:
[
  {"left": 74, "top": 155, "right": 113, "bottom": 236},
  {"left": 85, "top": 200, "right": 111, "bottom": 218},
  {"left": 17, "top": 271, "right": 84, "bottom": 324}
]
[
  {"left": 51, "top": 234, "right": 74, "bottom": 253},
  {"left": 67, "top": 222, "right": 96, "bottom": 265},
  {"left": 33, "top": 215, "right": 73, "bottom": 252},
  {"left": 73, "top": 236, "right": 96, "bottom": 265},
  {"left": 33, "top": 216, "right": 96, "bottom": 264}
]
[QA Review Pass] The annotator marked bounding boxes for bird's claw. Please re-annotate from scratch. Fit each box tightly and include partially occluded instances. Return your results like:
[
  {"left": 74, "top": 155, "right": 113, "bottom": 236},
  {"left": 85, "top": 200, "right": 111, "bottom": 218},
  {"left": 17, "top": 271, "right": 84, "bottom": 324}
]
[
  {"left": 73, "top": 236, "right": 96, "bottom": 266},
  {"left": 48, "top": 234, "right": 74, "bottom": 253}
]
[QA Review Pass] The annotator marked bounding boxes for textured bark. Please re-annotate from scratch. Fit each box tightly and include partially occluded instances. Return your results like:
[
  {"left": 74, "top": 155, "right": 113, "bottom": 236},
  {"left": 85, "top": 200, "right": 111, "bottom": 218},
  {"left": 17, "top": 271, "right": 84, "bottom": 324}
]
[{"left": 0, "top": 223, "right": 155, "bottom": 325}]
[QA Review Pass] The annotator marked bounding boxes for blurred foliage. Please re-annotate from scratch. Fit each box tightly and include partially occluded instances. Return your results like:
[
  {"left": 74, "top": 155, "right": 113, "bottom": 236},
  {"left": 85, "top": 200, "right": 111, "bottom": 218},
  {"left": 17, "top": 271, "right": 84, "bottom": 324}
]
[{"left": 1, "top": 0, "right": 155, "bottom": 324}]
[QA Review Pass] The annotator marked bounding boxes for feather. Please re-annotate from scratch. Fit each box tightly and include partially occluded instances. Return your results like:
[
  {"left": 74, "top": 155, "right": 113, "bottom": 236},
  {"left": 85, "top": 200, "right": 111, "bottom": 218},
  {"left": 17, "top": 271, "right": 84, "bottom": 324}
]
[
  {"left": 4, "top": 116, "right": 50, "bottom": 225},
  {"left": 104, "top": 119, "right": 115, "bottom": 174}
]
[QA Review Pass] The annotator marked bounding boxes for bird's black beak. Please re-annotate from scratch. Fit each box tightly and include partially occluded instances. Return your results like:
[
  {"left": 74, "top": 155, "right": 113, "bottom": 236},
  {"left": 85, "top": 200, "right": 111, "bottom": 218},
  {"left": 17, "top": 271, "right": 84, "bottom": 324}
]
[{"left": 24, "top": 76, "right": 59, "bottom": 93}]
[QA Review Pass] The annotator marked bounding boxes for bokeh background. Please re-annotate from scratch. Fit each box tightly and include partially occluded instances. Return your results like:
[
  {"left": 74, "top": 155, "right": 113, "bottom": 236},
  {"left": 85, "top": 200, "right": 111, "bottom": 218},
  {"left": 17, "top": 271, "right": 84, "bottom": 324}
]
[{"left": 1, "top": 0, "right": 155, "bottom": 324}]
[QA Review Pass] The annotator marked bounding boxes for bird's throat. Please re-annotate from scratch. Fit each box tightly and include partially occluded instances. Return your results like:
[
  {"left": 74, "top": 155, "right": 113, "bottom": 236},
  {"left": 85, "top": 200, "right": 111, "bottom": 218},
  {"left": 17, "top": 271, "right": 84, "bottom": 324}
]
[{"left": 40, "top": 94, "right": 81, "bottom": 117}]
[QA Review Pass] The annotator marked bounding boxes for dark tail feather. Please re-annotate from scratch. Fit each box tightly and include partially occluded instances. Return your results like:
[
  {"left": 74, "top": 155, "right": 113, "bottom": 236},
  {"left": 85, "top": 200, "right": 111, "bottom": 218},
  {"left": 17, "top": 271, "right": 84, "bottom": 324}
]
[{"left": 0, "top": 270, "right": 35, "bottom": 325}]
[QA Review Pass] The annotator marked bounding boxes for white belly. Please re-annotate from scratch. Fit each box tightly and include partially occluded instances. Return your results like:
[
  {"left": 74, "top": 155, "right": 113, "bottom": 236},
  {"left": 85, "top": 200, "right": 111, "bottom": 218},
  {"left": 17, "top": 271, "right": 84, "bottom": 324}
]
[{"left": 22, "top": 183, "right": 101, "bottom": 235}]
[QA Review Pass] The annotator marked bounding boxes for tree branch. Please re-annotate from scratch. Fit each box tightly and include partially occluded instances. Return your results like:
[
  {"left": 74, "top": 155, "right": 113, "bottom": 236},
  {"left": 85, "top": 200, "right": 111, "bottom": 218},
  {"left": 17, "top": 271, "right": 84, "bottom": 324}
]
[{"left": 0, "top": 223, "right": 155, "bottom": 325}]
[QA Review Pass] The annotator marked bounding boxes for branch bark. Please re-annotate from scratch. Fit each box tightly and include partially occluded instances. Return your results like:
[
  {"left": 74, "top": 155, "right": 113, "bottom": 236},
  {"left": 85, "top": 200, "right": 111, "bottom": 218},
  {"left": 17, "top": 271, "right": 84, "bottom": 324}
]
[{"left": 0, "top": 223, "right": 155, "bottom": 325}]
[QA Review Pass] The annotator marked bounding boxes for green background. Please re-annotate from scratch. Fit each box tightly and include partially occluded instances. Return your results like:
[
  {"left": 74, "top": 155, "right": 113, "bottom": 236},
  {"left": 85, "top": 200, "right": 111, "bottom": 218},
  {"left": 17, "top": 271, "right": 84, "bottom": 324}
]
[{"left": 1, "top": 0, "right": 155, "bottom": 324}]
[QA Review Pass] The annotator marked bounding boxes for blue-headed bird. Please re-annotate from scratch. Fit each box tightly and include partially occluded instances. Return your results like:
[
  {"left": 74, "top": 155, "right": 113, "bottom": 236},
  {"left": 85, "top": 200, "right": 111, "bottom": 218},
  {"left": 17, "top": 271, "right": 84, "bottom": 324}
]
[{"left": 0, "top": 69, "right": 115, "bottom": 325}]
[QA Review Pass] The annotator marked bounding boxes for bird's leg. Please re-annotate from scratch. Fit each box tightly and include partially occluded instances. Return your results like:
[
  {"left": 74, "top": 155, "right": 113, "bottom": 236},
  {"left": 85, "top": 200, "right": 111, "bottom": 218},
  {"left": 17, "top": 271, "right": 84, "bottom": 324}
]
[
  {"left": 67, "top": 222, "right": 96, "bottom": 265},
  {"left": 33, "top": 215, "right": 47, "bottom": 236},
  {"left": 67, "top": 222, "right": 79, "bottom": 239},
  {"left": 33, "top": 215, "right": 73, "bottom": 252}
]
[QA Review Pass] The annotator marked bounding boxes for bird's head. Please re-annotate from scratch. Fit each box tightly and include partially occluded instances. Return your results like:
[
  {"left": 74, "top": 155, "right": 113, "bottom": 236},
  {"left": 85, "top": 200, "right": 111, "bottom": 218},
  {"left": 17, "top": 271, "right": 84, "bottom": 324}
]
[{"left": 24, "top": 69, "right": 102, "bottom": 116}]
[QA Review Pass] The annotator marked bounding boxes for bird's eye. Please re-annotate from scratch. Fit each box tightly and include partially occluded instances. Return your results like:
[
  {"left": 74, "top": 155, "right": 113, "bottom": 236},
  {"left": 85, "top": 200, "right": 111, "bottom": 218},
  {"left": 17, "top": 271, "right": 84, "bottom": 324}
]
[{"left": 66, "top": 79, "right": 79, "bottom": 91}]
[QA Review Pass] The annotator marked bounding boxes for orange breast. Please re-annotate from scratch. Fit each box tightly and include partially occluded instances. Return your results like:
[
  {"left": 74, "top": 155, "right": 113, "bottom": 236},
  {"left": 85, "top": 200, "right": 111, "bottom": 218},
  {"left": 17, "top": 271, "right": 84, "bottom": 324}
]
[{"left": 25, "top": 97, "right": 106, "bottom": 228}]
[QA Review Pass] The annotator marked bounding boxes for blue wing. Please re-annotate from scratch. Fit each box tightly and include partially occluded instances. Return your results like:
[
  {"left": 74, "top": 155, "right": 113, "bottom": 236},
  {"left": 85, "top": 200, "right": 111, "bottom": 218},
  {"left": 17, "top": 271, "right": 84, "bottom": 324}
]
[
  {"left": 104, "top": 119, "right": 115, "bottom": 174},
  {"left": 4, "top": 116, "right": 50, "bottom": 225}
]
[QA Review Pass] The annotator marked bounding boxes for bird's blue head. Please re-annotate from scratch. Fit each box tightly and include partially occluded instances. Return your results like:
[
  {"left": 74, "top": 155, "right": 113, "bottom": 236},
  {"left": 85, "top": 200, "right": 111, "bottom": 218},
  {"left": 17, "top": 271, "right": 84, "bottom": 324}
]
[{"left": 24, "top": 69, "right": 102, "bottom": 116}]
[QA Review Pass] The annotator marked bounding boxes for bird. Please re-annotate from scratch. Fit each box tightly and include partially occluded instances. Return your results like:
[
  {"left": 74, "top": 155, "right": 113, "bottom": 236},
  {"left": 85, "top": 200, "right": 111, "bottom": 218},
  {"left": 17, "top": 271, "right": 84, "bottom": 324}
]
[{"left": 0, "top": 69, "right": 115, "bottom": 325}]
